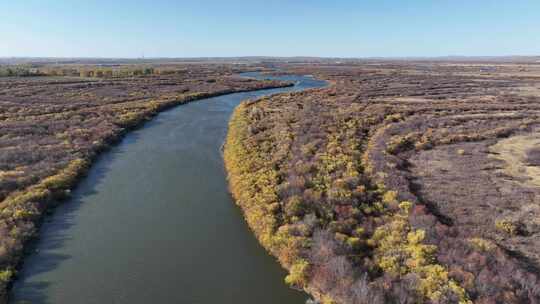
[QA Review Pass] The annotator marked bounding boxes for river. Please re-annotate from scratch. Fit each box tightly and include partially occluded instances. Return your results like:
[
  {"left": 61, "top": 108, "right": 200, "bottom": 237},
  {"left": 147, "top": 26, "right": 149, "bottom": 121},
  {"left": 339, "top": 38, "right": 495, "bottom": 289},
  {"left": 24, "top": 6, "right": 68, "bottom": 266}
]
[{"left": 9, "top": 73, "right": 326, "bottom": 304}]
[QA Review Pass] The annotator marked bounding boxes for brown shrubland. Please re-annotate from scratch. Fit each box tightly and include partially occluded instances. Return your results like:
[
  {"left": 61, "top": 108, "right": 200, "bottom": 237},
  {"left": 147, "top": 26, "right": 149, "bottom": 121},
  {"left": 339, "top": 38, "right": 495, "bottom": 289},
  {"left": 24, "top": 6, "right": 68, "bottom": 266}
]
[
  {"left": 0, "top": 63, "right": 290, "bottom": 300},
  {"left": 225, "top": 60, "right": 540, "bottom": 303}
]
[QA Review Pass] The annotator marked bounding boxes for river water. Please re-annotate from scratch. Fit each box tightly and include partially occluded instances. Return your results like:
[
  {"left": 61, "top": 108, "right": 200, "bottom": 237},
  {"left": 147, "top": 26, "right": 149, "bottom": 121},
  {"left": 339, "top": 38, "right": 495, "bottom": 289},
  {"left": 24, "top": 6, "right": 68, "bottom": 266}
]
[{"left": 9, "top": 73, "right": 326, "bottom": 304}]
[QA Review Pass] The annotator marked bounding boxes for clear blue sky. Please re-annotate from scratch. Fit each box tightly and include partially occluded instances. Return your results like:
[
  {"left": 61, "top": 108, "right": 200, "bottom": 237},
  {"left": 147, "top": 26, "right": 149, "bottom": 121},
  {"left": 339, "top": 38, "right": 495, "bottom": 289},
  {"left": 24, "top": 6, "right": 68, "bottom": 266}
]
[{"left": 1, "top": 0, "right": 539, "bottom": 58}]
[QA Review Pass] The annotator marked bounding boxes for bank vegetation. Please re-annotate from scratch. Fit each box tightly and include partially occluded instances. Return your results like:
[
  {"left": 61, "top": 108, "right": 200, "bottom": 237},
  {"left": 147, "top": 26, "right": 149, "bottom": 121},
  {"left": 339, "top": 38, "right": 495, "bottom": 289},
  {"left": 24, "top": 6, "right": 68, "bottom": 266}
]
[
  {"left": 0, "top": 63, "right": 290, "bottom": 301},
  {"left": 224, "top": 61, "right": 540, "bottom": 303}
]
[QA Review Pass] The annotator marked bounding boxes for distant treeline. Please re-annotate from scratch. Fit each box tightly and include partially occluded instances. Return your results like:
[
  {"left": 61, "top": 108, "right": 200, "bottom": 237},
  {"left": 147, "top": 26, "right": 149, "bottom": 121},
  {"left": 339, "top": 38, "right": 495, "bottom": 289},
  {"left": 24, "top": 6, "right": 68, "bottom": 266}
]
[{"left": 0, "top": 65, "right": 191, "bottom": 78}]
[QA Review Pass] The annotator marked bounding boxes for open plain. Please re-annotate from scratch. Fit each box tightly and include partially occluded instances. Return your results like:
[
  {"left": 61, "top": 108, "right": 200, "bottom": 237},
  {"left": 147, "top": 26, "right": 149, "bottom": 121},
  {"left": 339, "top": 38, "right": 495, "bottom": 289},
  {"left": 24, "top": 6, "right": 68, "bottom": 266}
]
[
  {"left": 1, "top": 58, "right": 540, "bottom": 303},
  {"left": 225, "top": 59, "right": 540, "bottom": 303}
]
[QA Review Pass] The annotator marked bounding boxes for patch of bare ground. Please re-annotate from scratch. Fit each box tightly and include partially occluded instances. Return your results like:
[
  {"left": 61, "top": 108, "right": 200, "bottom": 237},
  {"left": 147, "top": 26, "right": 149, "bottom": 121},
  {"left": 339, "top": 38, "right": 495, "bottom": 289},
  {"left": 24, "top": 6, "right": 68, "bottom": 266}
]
[
  {"left": 410, "top": 139, "right": 540, "bottom": 267},
  {"left": 491, "top": 130, "right": 540, "bottom": 188}
]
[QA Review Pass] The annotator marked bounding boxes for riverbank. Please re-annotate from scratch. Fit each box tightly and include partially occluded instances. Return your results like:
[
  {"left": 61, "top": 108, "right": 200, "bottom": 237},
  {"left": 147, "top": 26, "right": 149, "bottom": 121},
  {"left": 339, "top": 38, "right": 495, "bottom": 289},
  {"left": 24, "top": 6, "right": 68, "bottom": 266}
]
[
  {"left": 224, "top": 62, "right": 540, "bottom": 304},
  {"left": 0, "top": 71, "right": 292, "bottom": 302},
  {"left": 223, "top": 79, "right": 475, "bottom": 304}
]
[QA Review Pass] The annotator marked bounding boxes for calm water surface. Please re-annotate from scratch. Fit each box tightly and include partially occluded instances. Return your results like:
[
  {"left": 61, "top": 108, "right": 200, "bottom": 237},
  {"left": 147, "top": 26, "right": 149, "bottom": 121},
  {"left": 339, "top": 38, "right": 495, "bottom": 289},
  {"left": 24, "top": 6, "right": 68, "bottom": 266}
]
[{"left": 10, "top": 73, "right": 326, "bottom": 304}]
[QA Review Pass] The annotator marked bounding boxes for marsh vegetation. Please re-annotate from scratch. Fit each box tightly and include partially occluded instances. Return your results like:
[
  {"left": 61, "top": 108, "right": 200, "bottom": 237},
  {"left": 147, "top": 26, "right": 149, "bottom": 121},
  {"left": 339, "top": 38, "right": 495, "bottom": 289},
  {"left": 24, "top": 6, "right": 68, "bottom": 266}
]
[
  {"left": 0, "top": 63, "right": 291, "bottom": 301},
  {"left": 225, "top": 60, "right": 540, "bottom": 303}
]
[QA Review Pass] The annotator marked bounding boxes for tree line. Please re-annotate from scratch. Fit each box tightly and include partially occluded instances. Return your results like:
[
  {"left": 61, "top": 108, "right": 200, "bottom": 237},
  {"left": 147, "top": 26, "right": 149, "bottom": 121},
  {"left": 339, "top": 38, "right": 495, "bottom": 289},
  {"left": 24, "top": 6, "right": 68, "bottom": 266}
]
[{"left": 0, "top": 65, "right": 190, "bottom": 78}]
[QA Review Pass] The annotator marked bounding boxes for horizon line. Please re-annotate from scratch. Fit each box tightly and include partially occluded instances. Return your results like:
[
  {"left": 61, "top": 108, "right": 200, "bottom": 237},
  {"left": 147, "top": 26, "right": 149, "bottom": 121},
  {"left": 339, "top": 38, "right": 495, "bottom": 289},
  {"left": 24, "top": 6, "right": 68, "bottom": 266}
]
[{"left": 1, "top": 55, "right": 540, "bottom": 60}]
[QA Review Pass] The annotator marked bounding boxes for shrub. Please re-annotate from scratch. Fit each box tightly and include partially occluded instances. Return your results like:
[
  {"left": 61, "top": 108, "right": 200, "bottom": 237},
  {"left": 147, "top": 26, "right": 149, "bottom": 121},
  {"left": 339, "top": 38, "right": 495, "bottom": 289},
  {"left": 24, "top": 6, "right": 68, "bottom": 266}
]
[
  {"left": 346, "top": 237, "right": 361, "bottom": 249},
  {"left": 0, "top": 269, "right": 13, "bottom": 283},
  {"left": 370, "top": 200, "right": 471, "bottom": 303},
  {"left": 468, "top": 238, "right": 495, "bottom": 252},
  {"left": 13, "top": 208, "right": 37, "bottom": 220},
  {"left": 285, "top": 259, "right": 310, "bottom": 287},
  {"left": 284, "top": 195, "right": 305, "bottom": 217},
  {"left": 495, "top": 219, "right": 519, "bottom": 235},
  {"left": 386, "top": 134, "right": 417, "bottom": 154}
]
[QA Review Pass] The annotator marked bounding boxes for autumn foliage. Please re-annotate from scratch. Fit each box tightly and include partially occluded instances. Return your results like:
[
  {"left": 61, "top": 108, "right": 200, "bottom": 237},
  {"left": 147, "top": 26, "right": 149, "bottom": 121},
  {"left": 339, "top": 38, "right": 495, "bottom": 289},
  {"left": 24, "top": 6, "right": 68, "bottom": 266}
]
[
  {"left": 0, "top": 63, "right": 290, "bottom": 301},
  {"left": 224, "top": 62, "right": 540, "bottom": 303}
]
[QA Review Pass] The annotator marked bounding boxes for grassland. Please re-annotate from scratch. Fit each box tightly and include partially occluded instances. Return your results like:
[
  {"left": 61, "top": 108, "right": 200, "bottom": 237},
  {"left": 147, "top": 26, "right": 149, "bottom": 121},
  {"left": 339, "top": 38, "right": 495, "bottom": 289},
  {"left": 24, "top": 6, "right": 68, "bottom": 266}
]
[
  {"left": 0, "top": 63, "right": 291, "bottom": 300},
  {"left": 224, "top": 60, "right": 540, "bottom": 303}
]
